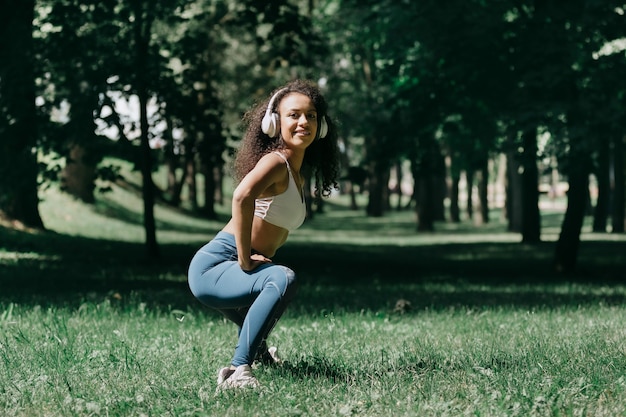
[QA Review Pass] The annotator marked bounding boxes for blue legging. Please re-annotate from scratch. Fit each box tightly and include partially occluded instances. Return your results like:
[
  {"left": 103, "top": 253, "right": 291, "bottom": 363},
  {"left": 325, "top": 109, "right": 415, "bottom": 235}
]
[{"left": 188, "top": 231, "right": 297, "bottom": 366}]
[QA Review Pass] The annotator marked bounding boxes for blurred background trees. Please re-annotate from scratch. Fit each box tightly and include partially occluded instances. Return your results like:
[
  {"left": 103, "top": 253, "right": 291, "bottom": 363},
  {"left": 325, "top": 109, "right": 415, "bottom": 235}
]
[{"left": 1, "top": 0, "right": 625, "bottom": 270}]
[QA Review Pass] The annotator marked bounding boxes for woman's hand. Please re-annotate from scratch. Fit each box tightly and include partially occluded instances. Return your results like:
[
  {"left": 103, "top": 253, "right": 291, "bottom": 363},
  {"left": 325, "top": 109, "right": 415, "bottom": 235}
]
[{"left": 240, "top": 253, "right": 273, "bottom": 271}]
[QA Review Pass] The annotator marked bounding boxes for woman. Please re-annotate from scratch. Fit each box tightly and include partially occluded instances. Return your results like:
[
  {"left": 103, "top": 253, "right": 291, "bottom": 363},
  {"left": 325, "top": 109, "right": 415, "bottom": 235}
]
[{"left": 188, "top": 79, "right": 340, "bottom": 389}]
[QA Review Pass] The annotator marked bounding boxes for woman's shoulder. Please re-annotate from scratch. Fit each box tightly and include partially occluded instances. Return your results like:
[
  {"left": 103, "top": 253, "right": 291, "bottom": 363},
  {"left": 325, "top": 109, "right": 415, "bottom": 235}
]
[
  {"left": 241, "top": 152, "right": 289, "bottom": 195},
  {"left": 257, "top": 151, "right": 287, "bottom": 167},
  {"left": 250, "top": 152, "right": 288, "bottom": 178}
]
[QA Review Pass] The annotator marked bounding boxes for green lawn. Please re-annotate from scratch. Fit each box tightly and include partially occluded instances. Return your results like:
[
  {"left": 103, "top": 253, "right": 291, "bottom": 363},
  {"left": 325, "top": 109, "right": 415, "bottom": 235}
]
[{"left": 1, "top": 185, "right": 625, "bottom": 416}]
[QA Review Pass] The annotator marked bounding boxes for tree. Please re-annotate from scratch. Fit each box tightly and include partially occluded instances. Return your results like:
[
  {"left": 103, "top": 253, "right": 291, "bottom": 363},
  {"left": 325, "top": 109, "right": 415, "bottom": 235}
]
[
  {"left": 321, "top": 0, "right": 401, "bottom": 217},
  {"left": 0, "top": 0, "right": 44, "bottom": 228},
  {"left": 38, "top": 0, "right": 125, "bottom": 204},
  {"left": 520, "top": 128, "right": 541, "bottom": 243},
  {"left": 160, "top": 0, "right": 230, "bottom": 218},
  {"left": 126, "top": 0, "right": 160, "bottom": 258},
  {"left": 613, "top": 134, "right": 625, "bottom": 233},
  {"left": 40, "top": 0, "right": 193, "bottom": 257},
  {"left": 548, "top": 0, "right": 626, "bottom": 271},
  {"left": 554, "top": 145, "right": 592, "bottom": 273}
]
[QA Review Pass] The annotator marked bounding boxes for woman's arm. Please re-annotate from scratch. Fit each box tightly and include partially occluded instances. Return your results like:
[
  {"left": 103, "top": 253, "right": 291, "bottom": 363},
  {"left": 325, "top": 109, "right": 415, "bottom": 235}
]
[{"left": 230, "top": 153, "right": 286, "bottom": 270}]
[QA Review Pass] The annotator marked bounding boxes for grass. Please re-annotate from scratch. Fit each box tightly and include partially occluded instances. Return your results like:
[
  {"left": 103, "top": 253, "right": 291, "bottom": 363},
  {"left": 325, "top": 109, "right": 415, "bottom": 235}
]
[
  {"left": 2, "top": 300, "right": 626, "bottom": 416},
  {"left": 1, "top": 180, "right": 626, "bottom": 416}
]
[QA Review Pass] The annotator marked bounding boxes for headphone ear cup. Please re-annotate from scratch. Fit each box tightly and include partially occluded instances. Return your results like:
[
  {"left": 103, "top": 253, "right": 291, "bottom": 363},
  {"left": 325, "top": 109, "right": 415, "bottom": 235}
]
[
  {"left": 262, "top": 112, "right": 280, "bottom": 138},
  {"left": 262, "top": 88, "right": 287, "bottom": 138},
  {"left": 318, "top": 116, "right": 328, "bottom": 139},
  {"left": 270, "top": 113, "right": 280, "bottom": 137}
]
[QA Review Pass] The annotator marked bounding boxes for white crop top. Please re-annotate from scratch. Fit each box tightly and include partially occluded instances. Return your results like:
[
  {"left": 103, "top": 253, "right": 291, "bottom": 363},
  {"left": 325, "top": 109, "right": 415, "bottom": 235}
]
[{"left": 254, "top": 152, "right": 307, "bottom": 231}]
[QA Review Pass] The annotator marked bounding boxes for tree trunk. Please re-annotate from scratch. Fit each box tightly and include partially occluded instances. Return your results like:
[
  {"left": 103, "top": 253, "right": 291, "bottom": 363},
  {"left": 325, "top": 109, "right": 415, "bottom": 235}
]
[
  {"left": 61, "top": 144, "right": 96, "bottom": 203},
  {"left": 366, "top": 154, "right": 386, "bottom": 217},
  {"left": 393, "top": 161, "right": 403, "bottom": 211},
  {"left": 166, "top": 154, "right": 181, "bottom": 206},
  {"left": 163, "top": 119, "right": 180, "bottom": 206},
  {"left": 304, "top": 177, "right": 314, "bottom": 220},
  {"left": 480, "top": 161, "right": 490, "bottom": 224},
  {"left": 449, "top": 155, "right": 461, "bottom": 222},
  {"left": 349, "top": 181, "right": 358, "bottom": 210},
  {"left": 201, "top": 162, "right": 217, "bottom": 219},
  {"left": 341, "top": 147, "right": 359, "bottom": 209},
  {"left": 382, "top": 168, "right": 391, "bottom": 212},
  {"left": 170, "top": 160, "right": 188, "bottom": 208},
  {"left": 521, "top": 128, "right": 541, "bottom": 243},
  {"left": 474, "top": 158, "right": 489, "bottom": 225},
  {"left": 592, "top": 136, "right": 610, "bottom": 232},
  {"left": 506, "top": 148, "right": 523, "bottom": 232},
  {"left": 412, "top": 157, "right": 435, "bottom": 232},
  {"left": 433, "top": 153, "right": 446, "bottom": 221},
  {"left": 138, "top": 88, "right": 159, "bottom": 258},
  {"left": 495, "top": 154, "right": 507, "bottom": 216},
  {"left": 414, "top": 175, "right": 435, "bottom": 231},
  {"left": 450, "top": 173, "right": 461, "bottom": 222},
  {"left": 133, "top": 1, "right": 159, "bottom": 258},
  {"left": 466, "top": 169, "right": 474, "bottom": 220},
  {"left": 554, "top": 155, "right": 591, "bottom": 273},
  {"left": 0, "top": 0, "right": 44, "bottom": 229},
  {"left": 185, "top": 153, "right": 198, "bottom": 211},
  {"left": 214, "top": 165, "right": 224, "bottom": 206},
  {"left": 612, "top": 135, "right": 625, "bottom": 233}
]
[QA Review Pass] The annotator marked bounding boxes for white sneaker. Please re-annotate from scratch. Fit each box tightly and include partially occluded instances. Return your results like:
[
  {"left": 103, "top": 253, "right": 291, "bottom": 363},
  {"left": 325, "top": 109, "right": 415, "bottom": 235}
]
[
  {"left": 216, "top": 367, "right": 234, "bottom": 385},
  {"left": 217, "top": 365, "right": 260, "bottom": 389},
  {"left": 256, "top": 346, "right": 282, "bottom": 366},
  {"left": 267, "top": 346, "right": 281, "bottom": 364}
]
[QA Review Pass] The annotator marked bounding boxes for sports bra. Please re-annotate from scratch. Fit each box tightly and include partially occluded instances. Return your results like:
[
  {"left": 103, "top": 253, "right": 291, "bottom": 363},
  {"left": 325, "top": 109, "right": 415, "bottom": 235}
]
[{"left": 253, "top": 152, "right": 306, "bottom": 231}]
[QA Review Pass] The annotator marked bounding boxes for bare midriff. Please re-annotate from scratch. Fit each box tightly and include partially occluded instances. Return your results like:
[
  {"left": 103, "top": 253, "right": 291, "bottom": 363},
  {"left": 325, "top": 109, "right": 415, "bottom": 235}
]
[{"left": 222, "top": 216, "right": 288, "bottom": 258}]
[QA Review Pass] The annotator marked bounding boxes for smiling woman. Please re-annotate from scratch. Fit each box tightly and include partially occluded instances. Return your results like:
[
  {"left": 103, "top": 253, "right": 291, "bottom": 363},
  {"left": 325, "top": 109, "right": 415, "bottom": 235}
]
[{"left": 187, "top": 79, "right": 341, "bottom": 390}]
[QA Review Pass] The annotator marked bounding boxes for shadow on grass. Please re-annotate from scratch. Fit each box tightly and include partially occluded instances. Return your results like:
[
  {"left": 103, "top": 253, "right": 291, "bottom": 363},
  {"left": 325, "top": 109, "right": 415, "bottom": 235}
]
[
  {"left": 278, "top": 355, "right": 350, "bottom": 383},
  {"left": 1, "top": 214, "right": 625, "bottom": 313},
  {"left": 93, "top": 196, "right": 231, "bottom": 234}
]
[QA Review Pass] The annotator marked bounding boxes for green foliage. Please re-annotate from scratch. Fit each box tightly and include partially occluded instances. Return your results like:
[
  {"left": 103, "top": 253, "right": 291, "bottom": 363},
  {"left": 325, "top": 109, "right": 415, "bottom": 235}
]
[
  {"left": 0, "top": 0, "right": 623, "bottom": 268},
  {"left": 24, "top": 0, "right": 626, "bottom": 210}
]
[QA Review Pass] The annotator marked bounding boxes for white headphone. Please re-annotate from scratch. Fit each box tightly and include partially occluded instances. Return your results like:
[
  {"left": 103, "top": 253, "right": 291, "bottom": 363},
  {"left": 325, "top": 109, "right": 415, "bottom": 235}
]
[{"left": 261, "top": 88, "right": 328, "bottom": 139}]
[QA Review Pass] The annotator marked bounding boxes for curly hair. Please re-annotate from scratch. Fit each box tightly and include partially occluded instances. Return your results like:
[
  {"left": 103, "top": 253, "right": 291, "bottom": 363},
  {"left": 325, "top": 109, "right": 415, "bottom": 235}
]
[{"left": 233, "top": 79, "right": 341, "bottom": 198}]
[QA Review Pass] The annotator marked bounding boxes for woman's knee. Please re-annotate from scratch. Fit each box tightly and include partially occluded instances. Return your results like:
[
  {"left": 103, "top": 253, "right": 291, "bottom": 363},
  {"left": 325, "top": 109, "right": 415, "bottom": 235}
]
[{"left": 271, "top": 265, "right": 298, "bottom": 298}]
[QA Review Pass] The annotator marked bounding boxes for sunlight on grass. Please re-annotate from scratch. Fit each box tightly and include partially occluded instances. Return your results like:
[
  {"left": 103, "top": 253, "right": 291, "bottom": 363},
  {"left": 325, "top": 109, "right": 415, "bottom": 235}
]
[
  {"left": 2, "top": 300, "right": 625, "bottom": 416},
  {"left": 2, "top": 177, "right": 625, "bottom": 416},
  {"left": 39, "top": 184, "right": 224, "bottom": 244},
  {"left": 38, "top": 182, "right": 625, "bottom": 249},
  {"left": 40, "top": 187, "right": 145, "bottom": 242},
  {"left": 0, "top": 250, "right": 60, "bottom": 263}
]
